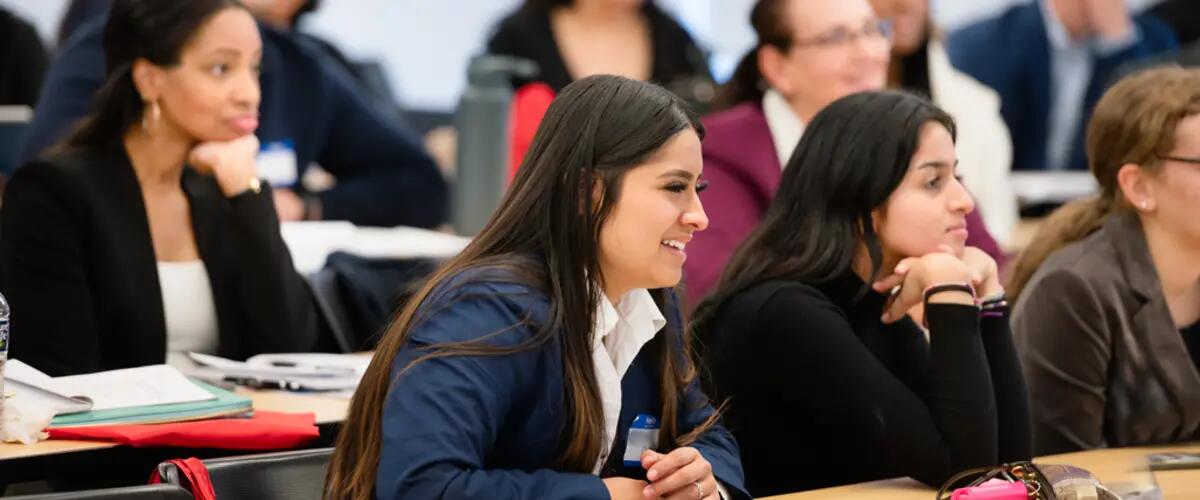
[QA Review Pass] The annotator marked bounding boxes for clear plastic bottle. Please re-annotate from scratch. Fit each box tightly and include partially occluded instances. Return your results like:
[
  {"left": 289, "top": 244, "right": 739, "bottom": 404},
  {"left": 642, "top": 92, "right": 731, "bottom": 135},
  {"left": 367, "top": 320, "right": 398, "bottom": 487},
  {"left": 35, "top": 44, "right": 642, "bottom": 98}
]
[{"left": 0, "top": 291, "right": 9, "bottom": 440}]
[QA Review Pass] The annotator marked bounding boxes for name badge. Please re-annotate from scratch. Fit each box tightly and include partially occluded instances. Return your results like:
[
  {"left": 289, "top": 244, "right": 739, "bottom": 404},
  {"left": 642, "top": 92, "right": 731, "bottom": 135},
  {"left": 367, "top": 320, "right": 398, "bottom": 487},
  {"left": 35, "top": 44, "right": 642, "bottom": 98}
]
[
  {"left": 623, "top": 413, "right": 660, "bottom": 467},
  {"left": 257, "top": 139, "right": 298, "bottom": 187}
]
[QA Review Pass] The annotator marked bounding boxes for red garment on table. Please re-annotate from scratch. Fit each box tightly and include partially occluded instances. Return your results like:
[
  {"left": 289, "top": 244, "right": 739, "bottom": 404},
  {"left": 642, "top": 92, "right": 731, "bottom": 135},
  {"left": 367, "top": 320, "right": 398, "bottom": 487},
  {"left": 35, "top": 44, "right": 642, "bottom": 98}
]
[{"left": 47, "top": 411, "right": 318, "bottom": 450}]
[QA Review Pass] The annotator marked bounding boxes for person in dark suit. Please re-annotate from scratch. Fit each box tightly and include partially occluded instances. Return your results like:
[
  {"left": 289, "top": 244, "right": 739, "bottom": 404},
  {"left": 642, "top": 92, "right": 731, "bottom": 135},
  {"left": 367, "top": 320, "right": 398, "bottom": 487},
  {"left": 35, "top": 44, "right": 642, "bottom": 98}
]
[
  {"left": 1008, "top": 67, "right": 1200, "bottom": 455},
  {"left": 22, "top": 0, "right": 446, "bottom": 228},
  {"left": 693, "top": 91, "right": 1030, "bottom": 495},
  {"left": 0, "top": 6, "right": 49, "bottom": 108},
  {"left": 946, "top": 0, "right": 1177, "bottom": 171},
  {"left": 326, "top": 75, "right": 749, "bottom": 500},
  {"left": 0, "top": 0, "right": 318, "bottom": 376},
  {"left": 486, "top": 0, "right": 715, "bottom": 110}
]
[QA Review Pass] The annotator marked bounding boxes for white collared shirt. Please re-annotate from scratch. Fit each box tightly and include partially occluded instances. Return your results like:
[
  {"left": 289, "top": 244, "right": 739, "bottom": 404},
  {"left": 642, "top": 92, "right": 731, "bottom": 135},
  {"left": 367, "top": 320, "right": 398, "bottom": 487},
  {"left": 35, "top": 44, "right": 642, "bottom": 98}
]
[
  {"left": 1040, "top": 0, "right": 1138, "bottom": 171},
  {"left": 761, "top": 89, "right": 806, "bottom": 169},
  {"left": 591, "top": 288, "right": 667, "bottom": 474},
  {"left": 590, "top": 290, "right": 730, "bottom": 498}
]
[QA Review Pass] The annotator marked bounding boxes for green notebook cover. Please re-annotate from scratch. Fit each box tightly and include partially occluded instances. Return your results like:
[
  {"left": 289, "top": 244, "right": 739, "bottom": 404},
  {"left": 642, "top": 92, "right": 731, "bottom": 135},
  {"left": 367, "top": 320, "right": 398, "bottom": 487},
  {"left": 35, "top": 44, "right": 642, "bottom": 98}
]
[{"left": 47, "top": 380, "right": 252, "bottom": 428}]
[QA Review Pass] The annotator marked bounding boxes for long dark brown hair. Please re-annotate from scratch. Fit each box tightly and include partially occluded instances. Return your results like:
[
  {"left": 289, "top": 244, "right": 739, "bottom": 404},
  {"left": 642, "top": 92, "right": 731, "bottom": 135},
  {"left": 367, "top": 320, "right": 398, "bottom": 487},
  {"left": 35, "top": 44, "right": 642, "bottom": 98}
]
[
  {"left": 325, "top": 75, "right": 715, "bottom": 500},
  {"left": 712, "top": 0, "right": 792, "bottom": 111},
  {"left": 694, "top": 90, "right": 955, "bottom": 329},
  {"left": 57, "top": 0, "right": 247, "bottom": 152},
  {"left": 1007, "top": 66, "right": 1200, "bottom": 302}
]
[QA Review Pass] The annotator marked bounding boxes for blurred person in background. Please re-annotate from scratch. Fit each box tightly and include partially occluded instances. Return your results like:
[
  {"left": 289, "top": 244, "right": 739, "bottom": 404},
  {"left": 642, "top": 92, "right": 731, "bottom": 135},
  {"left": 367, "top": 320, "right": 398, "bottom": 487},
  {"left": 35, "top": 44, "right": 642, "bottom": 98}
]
[
  {"left": 682, "top": 0, "right": 1005, "bottom": 307},
  {"left": 869, "top": 0, "right": 1018, "bottom": 252},
  {"left": 947, "top": 0, "right": 1177, "bottom": 172},
  {"left": 1, "top": 0, "right": 319, "bottom": 376},
  {"left": 486, "top": 0, "right": 715, "bottom": 110},
  {"left": 0, "top": 6, "right": 49, "bottom": 108},
  {"left": 24, "top": 0, "right": 447, "bottom": 228}
]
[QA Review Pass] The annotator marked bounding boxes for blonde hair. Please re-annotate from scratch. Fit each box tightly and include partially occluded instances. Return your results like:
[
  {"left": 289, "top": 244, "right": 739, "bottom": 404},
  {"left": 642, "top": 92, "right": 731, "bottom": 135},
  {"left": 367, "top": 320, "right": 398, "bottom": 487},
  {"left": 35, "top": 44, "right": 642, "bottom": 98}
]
[{"left": 1008, "top": 66, "right": 1200, "bottom": 302}]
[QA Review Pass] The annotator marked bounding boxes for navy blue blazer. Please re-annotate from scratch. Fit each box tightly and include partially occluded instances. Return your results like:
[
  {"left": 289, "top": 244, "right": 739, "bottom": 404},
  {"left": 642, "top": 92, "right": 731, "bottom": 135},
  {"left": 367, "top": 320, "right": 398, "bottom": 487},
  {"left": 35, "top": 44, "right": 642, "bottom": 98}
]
[
  {"left": 375, "top": 271, "right": 749, "bottom": 499},
  {"left": 947, "top": 2, "right": 1177, "bottom": 171},
  {"left": 19, "top": 18, "right": 447, "bottom": 228}
]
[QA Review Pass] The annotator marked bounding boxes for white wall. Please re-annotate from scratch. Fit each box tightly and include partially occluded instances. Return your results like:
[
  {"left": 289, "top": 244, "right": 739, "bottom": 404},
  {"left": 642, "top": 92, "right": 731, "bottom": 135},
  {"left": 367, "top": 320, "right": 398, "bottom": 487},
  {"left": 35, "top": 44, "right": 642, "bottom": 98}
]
[
  {"left": 1, "top": 0, "right": 69, "bottom": 45},
  {"left": 1, "top": 0, "right": 1166, "bottom": 112}
]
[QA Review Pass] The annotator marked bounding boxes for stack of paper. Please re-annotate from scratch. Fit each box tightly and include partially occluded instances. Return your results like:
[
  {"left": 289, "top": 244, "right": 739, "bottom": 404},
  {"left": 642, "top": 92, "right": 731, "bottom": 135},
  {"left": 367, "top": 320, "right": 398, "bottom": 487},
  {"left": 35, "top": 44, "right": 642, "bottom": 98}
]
[
  {"left": 6, "top": 360, "right": 252, "bottom": 428},
  {"left": 280, "top": 221, "right": 471, "bottom": 274}
]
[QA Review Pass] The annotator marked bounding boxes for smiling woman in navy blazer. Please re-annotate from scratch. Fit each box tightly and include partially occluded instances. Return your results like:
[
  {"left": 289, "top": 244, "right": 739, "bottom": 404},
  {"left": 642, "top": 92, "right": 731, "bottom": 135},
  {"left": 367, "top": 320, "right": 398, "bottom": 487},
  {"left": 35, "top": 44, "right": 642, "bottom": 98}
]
[{"left": 326, "top": 75, "right": 748, "bottom": 500}]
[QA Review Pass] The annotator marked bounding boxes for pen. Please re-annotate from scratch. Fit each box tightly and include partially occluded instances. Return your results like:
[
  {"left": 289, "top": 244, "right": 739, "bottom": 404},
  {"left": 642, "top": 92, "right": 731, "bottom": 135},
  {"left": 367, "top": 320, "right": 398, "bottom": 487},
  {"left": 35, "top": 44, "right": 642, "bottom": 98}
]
[
  {"left": 267, "top": 361, "right": 356, "bottom": 375},
  {"left": 222, "top": 375, "right": 305, "bottom": 391}
]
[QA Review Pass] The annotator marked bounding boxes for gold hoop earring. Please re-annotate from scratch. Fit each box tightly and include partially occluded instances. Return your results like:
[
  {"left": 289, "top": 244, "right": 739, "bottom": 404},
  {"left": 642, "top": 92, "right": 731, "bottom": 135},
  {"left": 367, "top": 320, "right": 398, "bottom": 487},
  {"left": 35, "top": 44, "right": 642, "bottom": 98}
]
[{"left": 142, "top": 100, "right": 160, "bottom": 133}]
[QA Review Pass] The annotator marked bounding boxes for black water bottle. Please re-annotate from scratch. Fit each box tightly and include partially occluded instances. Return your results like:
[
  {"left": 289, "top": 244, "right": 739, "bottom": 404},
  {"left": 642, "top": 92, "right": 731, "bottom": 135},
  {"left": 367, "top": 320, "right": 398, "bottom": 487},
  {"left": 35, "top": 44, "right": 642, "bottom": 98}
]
[{"left": 452, "top": 55, "right": 538, "bottom": 236}]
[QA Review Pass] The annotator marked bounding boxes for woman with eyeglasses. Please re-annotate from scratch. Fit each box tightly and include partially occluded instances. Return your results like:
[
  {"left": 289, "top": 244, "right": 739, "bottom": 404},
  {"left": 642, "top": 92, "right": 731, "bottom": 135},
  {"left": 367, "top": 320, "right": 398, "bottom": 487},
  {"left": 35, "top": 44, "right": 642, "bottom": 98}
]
[
  {"left": 1009, "top": 67, "right": 1200, "bottom": 455},
  {"left": 682, "top": 0, "right": 1005, "bottom": 307}
]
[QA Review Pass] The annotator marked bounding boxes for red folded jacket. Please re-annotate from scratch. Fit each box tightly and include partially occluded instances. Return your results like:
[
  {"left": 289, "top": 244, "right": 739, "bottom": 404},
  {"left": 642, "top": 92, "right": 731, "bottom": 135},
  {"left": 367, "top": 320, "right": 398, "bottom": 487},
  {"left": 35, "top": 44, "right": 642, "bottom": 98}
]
[{"left": 47, "top": 411, "right": 319, "bottom": 450}]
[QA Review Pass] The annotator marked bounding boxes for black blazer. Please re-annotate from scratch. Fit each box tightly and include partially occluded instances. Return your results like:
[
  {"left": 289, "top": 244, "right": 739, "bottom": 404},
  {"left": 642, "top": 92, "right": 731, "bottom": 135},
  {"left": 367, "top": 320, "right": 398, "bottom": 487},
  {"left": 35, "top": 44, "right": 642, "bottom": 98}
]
[{"left": 0, "top": 146, "right": 319, "bottom": 376}]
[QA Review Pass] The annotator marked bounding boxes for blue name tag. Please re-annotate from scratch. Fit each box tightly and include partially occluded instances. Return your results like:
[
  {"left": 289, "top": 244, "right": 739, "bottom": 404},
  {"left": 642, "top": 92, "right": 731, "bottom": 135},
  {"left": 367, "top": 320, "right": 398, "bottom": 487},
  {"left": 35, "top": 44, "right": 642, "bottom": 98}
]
[
  {"left": 257, "top": 139, "right": 298, "bottom": 187},
  {"left": 623, "top": 413, "right": 661, "bottom": 467}
]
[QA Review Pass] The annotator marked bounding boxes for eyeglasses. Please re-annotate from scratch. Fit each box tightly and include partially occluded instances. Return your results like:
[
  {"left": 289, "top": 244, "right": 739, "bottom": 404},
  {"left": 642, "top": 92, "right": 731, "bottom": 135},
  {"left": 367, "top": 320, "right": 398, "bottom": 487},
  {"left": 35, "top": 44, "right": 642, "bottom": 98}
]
[{"left": 791, "top": 19, "right": 894, "bottom": 49}]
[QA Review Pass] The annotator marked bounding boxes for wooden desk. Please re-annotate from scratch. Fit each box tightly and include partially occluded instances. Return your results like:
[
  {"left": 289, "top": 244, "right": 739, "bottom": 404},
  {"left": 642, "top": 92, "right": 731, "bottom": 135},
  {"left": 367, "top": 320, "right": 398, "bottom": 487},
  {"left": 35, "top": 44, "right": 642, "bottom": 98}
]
[
  {"left": 766, "top": 444, "right": 1200, "bottom": 499},
  {"left": 0, "top": 388, "right": 350, "bottom": 463}
]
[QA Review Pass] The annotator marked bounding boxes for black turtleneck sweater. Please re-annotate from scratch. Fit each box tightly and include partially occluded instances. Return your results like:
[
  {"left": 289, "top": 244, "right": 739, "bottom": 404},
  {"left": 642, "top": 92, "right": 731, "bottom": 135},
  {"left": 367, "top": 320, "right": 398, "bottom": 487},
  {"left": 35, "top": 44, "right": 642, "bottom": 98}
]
[{"left": 697, "top": 273, "right": 1031, "bottom": 496}]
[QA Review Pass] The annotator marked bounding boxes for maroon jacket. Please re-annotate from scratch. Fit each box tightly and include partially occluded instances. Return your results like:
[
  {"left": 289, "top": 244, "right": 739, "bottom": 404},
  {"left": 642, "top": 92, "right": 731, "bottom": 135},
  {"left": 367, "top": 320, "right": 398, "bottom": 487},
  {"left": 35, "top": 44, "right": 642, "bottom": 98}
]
[{"left": 685, "top": 102, "right": 1006, "bottom": 308}]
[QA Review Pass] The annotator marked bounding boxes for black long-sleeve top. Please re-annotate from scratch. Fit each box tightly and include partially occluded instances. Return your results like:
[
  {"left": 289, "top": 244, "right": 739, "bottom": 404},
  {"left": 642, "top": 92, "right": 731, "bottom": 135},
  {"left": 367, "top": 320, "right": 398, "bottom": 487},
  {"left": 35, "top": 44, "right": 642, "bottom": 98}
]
[{"left": 696, "top": 273, "right": 1031, "bottom": 496}]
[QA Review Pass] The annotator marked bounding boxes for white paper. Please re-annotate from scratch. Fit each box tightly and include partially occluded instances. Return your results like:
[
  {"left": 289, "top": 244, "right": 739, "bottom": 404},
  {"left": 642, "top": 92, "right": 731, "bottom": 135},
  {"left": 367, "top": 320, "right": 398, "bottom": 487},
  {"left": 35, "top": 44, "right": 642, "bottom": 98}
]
[
  {"left": 5, "top": 359, "right": 93, "bottom": 415},
  {"left": 187, "top": 352, "right": 366, "bottom": 392},
  {"left": 189, "top": 352, "right": 358, "bottom": 378},
  {"left": 1011, "top": 171, "right": 1099, "bottom": 205},
  {"left": 257, "top": 143, "right": 299, "bottom": 187},
  {"left": 49, "top": 364, "right": 214, "bottom": 411},
  {"left": 280, "top": 221, "right": 470, "bottom": 274},
  {"left": 246, "top": 353, "right": 371, "bottom": 375}
]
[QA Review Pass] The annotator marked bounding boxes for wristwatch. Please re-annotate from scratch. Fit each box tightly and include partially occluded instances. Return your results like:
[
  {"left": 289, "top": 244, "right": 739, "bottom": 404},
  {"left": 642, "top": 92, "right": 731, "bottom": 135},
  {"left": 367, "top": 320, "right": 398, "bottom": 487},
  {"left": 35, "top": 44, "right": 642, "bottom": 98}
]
[{"left": 247, "top": 177, "right": 262, "bottom": 195}]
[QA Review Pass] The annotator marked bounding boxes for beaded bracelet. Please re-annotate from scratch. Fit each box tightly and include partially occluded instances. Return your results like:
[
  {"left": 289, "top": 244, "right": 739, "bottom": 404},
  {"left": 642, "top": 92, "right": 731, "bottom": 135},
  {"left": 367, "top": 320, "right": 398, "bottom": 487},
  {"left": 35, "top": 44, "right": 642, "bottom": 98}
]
[{"left": 978, "top": 292, "right": 1009, "bottom": 318}]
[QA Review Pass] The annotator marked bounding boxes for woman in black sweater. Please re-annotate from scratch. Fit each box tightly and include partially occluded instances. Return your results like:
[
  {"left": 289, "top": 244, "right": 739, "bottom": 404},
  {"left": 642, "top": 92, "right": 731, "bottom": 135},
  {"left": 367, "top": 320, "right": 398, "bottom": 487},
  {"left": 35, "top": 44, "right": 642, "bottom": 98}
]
[{"left": 692, "top": 90, "right": 1031, "bottom": 495}]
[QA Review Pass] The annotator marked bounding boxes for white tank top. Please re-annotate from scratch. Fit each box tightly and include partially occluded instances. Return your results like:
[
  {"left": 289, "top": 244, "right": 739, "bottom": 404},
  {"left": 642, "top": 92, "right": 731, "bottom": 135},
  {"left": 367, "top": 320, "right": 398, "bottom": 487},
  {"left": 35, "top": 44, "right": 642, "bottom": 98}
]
[{"left": 157, "top": 260, "right": 219, "bottom": 368}]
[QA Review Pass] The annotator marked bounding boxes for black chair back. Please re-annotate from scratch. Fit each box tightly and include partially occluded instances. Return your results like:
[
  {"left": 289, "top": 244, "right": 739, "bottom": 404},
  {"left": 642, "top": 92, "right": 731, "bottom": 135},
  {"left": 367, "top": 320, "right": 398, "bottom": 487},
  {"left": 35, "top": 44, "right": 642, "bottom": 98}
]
[
  {"left": 158, "top": 448, "right": 332, "bottom": 500},
  {"left": 5, "top": 484, "right": 192, "bottom": 499}
]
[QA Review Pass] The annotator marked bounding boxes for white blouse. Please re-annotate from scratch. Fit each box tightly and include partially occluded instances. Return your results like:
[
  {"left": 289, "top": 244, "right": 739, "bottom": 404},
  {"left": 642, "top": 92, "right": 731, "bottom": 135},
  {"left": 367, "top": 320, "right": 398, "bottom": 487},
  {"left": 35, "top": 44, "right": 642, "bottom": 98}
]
[
  {"left": 157, "top": 260, "right": 219, "bottom": 368},
  {"left": 591, "top": 288, "right": 667, "bottom": 474}
]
